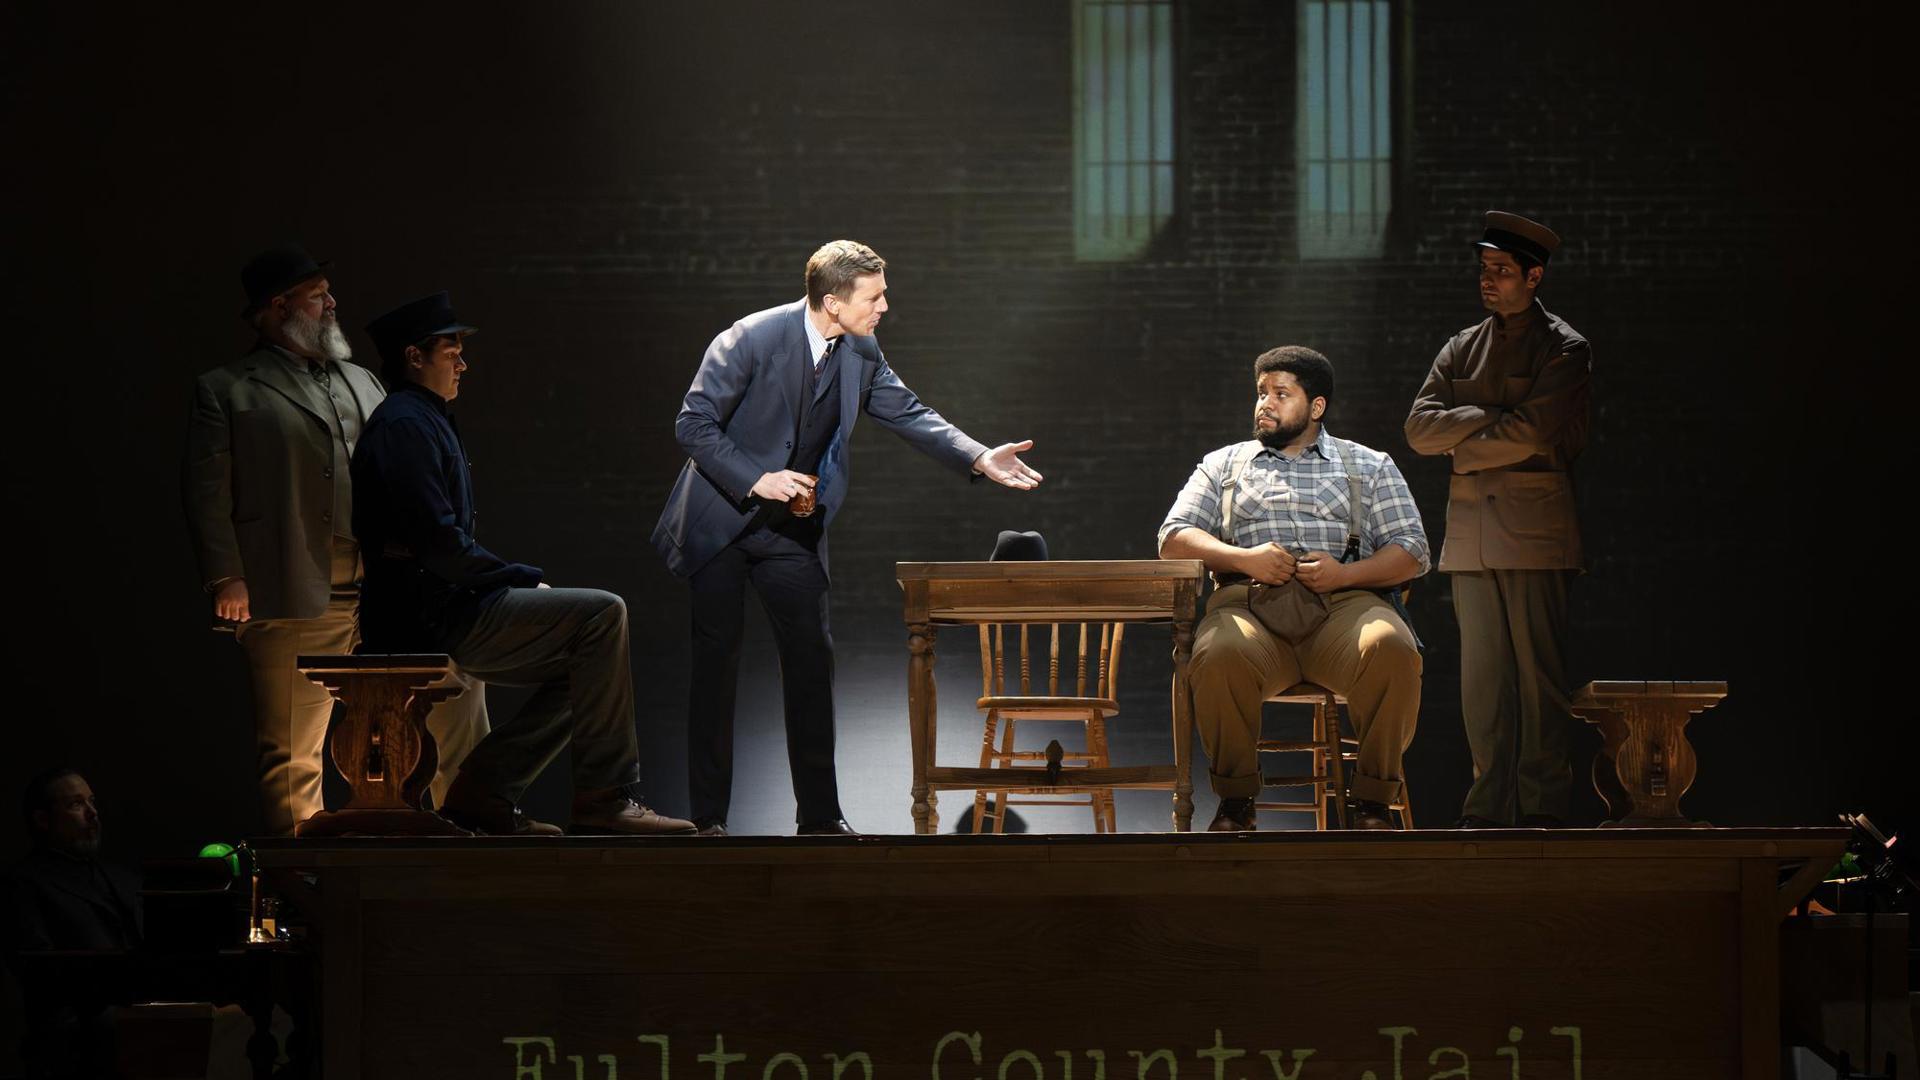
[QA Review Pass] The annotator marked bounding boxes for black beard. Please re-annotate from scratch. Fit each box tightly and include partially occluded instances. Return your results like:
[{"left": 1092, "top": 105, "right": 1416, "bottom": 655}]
[{"left": 1254, "top": 415, "right": 1309, "bottom": 449}]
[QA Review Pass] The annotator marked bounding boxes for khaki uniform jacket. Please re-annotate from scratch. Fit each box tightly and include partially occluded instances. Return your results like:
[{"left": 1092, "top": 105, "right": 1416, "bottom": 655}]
[
  {"left": 1404, "top": 301, "right": 1590, "bottom": 572},
  {"left": 182, "top": 345, "right": 385, "bottom": 620}
]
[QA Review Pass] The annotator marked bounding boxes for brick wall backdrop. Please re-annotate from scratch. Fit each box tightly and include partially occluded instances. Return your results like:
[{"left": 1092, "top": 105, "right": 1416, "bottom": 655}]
[{"left": 3, "top": 0, "right": 1893, "bottom": 863}]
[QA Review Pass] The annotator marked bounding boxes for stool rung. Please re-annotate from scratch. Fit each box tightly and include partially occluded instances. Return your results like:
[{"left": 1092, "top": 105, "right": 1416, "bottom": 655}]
[
  {"left": 1262, "top": 773, "right": 1332, "bottom": 786},
  {"left": 1255, "top": 801, "right": 1322, "bottom": 813},
  {"left": 1256, "top": 740, "right": 1325, "bottom": 752}
]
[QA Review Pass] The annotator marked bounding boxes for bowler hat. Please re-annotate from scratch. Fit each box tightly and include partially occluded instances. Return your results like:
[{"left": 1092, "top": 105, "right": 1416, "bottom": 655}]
[
  {"left": 1473, "top": 211, "right": 1560, "bottom": 267},
  {"left": 364, "top": 292, "right": 479, "bottom": 372},
  {"left": 989, "top": 530, "right": 1050, "bottom": 562},
  {"left": 240, "top": 244, "right": 332, "bottom": 316}
]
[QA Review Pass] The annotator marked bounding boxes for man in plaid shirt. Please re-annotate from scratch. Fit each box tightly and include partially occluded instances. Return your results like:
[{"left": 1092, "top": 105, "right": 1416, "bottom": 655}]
[{"left": 1159, "top": 346, "right": 1429, "bottom": 831}]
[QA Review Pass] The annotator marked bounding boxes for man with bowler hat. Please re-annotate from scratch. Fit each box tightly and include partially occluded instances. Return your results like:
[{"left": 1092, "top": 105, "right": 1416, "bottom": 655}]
[
  {"left": 353, "top": 292, "right": 694, "bottom": 835},
  {"left": 183, "top": 246, "right": 488, "bottom": 835},
  {"left": 652, "top": 240, "right": 1043, "bottom": 836},
  {"left": 1404, "top": 212, "right": 1592, "bottom": 828}
]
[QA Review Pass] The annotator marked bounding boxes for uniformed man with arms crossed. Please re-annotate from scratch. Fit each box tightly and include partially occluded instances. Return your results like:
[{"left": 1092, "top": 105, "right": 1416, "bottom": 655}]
[{"left": 1405, "top": 212, "right": 1592, "bottom": 828}]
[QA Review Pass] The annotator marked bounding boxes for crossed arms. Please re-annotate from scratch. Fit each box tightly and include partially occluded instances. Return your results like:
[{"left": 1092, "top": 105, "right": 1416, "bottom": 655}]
[{"left": 1403, "top": 337, "right": 1592, "bottom": 473}]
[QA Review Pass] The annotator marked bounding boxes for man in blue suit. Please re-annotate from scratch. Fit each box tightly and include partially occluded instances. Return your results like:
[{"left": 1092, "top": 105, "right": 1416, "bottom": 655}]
[{"left": 652, "top": 240, "right": 1042, "bottom": 835}]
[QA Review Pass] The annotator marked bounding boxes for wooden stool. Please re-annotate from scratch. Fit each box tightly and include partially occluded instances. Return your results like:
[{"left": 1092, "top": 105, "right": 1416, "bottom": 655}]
[
  {"left": 1572, "top": 679, "right": 1726, "bottom": 827},
  {"left": 292, "top": 654, "right": 473, "bottom": 838},
  {"left": 972, "top": 622, "right": 1123, "bottom": 833},
  {"left": 1256, "top": 683, "right": 1413, "bottom": 830}
]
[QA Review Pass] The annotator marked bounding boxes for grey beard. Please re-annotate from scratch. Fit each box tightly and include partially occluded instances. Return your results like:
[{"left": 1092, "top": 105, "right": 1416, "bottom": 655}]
[{"left": 285, "top": 309, "right": 353, "bottom": 363}]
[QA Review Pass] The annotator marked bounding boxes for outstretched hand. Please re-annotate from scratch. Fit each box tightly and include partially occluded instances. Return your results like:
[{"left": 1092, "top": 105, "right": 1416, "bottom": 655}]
[{"left": 973, "top": 440, "right": 1044, "bottom": 490}]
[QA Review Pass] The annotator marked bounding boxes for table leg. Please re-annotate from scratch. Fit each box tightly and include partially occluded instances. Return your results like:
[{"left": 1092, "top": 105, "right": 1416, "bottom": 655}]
[
  {"left": 1579, "top": 706, "right": 1633, "bottom": 823},
  {"left": 284, "top": 949, "right": 316, "bottom": 1078},
  {"left": 244, "top": 949, "right": 277, "bottom": 1079},
  {"left": 926, "top": 629, "right": 941, "bottom": 834},
  {"left": 907, "top": 622, "right": 936, "bottom": 835},
  {"left": 1170, "top": 615, "right": 1195, "bottom": 832}
]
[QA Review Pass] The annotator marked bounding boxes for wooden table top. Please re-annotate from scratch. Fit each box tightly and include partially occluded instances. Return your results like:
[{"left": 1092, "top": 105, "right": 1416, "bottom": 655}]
[{"left": 896, "top": 559, "right": 1207, "bottom": 623}]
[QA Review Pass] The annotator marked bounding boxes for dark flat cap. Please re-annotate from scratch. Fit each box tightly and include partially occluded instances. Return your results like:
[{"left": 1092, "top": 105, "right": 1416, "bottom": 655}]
[{"left": 364, "top": 291, "right": 478, "bottom": 370}]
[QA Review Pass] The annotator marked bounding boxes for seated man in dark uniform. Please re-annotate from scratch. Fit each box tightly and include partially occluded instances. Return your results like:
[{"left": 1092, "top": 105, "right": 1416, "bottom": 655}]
[
  {"left": 3, "top": 768, "right": 142, "bottom": 1077},
  {"left": 351, "top": 293, "right": 693, "bottom": 836}
]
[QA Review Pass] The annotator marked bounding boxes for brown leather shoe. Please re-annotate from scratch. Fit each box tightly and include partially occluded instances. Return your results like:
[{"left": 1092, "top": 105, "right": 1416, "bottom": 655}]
[
  {"left": 571, "top": 790, "right": 697, "bottom": 835},
  {"left": 1207, "top": 797, "right": 1256, "bottom": 832},
  {"left": 1349, "top": 799, "right": 1397, "bottom": 831},
  {"left": 695, "top": 820, "right": 728, "bottom": 837},
  {"left": 439, "top": 774, "right": 563, "bottom": 836}
]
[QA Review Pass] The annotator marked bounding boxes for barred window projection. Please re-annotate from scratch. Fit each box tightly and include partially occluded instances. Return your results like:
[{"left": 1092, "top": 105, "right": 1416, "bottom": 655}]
[
  {"left": 1299, "top": 0, "right": 1393, "bottom": 258},
  {"left": 1073, "top": 0, "right": 1175, "bottom": 261}
]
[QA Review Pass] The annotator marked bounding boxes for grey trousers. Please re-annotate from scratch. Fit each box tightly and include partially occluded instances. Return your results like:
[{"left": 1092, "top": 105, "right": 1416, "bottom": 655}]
[
  {"left": 445, "top": 586, "right": 643, "bottom": 803},
  {"left": 236, "top": 538, "right": 490, "bottom": 834},
  {"left": 1452, "top": 568, "right": 1575, "bottom": 824}
]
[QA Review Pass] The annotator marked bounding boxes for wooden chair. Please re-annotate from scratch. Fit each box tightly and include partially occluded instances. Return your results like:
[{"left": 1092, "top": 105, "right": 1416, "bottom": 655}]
[
  {"left": 1256, "top": 683, "right": 1413, "bottom": 830},
  {"left": 971, "top": 622, "right": 1124, "bottom": 833}
]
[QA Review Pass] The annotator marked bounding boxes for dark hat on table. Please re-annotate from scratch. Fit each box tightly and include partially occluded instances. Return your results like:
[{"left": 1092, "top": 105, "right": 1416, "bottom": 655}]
[
  {"left": 364, "top": 292, "right": 479, "bottom": 370},
  {"left": 1473, "top": 211, "right": 1560, "bottom": 267},
  {"left": 239, "top": 244, "right": 332, "bottom": 317},
  {"left": 989, "top": 530, "right": 1050, "bottom": 562}
]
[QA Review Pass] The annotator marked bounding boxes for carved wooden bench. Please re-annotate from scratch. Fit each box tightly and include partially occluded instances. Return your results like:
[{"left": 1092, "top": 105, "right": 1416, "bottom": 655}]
[
  {"left": 292, "top": 654, "right": 472, "bottom": 837},
  {"left": 1571, "top": 679, "right": 1727, "bottom": 826}
]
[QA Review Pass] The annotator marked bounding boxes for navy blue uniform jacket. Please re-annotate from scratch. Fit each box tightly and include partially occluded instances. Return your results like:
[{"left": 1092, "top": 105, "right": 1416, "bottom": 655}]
[
  {"left": 352, "top": 381, "right": 542, "bottom": 650},
  {"left": 651, "top": 299, "right": 987, "bottom": 579}
]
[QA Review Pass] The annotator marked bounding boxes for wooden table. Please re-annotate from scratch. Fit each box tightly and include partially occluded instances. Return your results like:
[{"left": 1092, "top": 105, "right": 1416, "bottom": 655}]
[
  {"left": 896, "top": 559, "right": 1206, "bottom": 833},
  {"left": 1572, "top": 679, "right": 1728, "bottom": 826}
]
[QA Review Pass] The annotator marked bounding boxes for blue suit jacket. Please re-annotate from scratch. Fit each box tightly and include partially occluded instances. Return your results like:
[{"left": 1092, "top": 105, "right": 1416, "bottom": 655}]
[{"left": 652, "top": 299, "right": 988, "bottom": 579}]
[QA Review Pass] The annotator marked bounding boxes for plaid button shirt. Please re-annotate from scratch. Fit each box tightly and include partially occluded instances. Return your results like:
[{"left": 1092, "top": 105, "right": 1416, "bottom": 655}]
[{"left": 1157, "top": 428, "right": 1431, "bottom": 574}]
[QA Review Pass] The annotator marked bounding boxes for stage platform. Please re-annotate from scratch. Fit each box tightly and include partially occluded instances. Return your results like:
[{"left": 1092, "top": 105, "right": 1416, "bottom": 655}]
[{"left": 257, "top": 827, "right": 1846, "bottom": 1080}]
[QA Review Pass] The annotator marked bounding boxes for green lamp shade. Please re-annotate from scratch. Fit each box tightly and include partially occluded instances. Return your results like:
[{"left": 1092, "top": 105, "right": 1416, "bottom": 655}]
[{"left": 197, "top": 842, "right": 241, "bottom": 877}]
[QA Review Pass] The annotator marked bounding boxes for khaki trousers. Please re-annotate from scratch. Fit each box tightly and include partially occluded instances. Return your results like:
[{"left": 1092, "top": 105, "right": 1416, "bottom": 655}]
[
  {"left": 1189, "top": 585, "right": 1421, "bottom": 806},
  {"left": 235, "top": 538, "right": 491, "bottom": 835}
]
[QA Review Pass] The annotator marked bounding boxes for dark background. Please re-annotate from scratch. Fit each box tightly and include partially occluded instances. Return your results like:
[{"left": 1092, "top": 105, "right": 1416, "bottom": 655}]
[{"left": 3, "top": 0, "right": 1904, "bottom": 863}]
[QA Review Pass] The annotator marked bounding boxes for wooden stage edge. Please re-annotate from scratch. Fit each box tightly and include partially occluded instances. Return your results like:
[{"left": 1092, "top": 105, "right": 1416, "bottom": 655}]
[
  {"left": 256, "top": 824, "right": 1843, "bottom": 857},
  {"left": 258, "top": 828, "right": 1848, "bottom": 1080}
]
